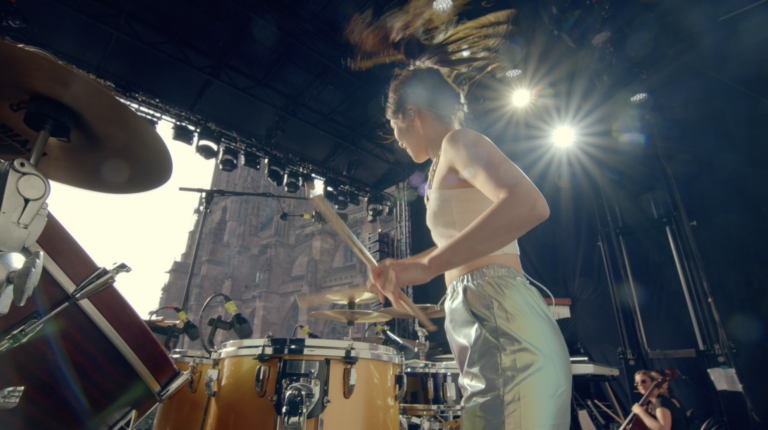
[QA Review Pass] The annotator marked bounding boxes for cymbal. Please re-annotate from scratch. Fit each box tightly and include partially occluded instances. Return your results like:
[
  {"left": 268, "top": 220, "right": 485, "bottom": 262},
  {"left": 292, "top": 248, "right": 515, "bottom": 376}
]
[
  {"left": 380, "top": 305, "right": 445, "bottom": 319},
  {"left": 353, "top": 336, "right": 419, "bottom": 347},
  {"left": 325, "top": 290, "right": 379, "bottom": 304},
  {"left": 309, "top": 310, "right": 392, "bottom": 323},
  {"left": 0, "top": 41, "right": 172, "bottom": 193}
]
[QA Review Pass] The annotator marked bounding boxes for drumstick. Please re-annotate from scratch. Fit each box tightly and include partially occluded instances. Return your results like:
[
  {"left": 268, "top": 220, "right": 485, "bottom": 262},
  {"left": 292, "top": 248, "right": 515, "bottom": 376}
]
[{"left": 310, "top": 195, "right": 437, "bottom": 332}]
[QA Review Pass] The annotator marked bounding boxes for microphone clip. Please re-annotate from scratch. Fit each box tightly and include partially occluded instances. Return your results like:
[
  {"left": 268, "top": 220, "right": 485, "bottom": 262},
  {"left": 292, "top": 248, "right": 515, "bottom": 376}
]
[{"left": 206, "top": 313, "right": 253, "bottom": 349}]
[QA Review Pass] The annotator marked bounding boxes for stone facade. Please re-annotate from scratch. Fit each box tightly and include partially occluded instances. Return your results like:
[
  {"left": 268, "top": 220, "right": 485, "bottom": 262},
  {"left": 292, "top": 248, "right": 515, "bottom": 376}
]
[{"left": 158, "top": 162, "right": 396, "bottom": 349}]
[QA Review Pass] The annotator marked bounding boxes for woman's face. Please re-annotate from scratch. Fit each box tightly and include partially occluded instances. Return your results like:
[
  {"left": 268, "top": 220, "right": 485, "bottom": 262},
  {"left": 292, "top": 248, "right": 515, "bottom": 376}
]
[
  {"left": 390, "top": 110, "right": 430, "bottom": 163},
  {"left": 634, "top": 374, "right": 653, "bottom": 395}
]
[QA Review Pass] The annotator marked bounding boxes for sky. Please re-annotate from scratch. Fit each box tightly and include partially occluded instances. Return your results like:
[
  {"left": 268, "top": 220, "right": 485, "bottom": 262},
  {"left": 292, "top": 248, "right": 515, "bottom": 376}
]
[{"left": 46, "top": 121, "right": 215, "bottom": 319}]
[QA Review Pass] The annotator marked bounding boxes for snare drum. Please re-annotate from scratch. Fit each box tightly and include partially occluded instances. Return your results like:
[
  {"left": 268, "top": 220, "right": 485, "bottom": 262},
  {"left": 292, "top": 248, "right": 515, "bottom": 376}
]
[
  {"left": 206, "top": 338, "right": 404, "bottom": 430},
  {"left": 152, "top": 350, "right": 213, "bottom": 430},
  {"left": 401, "top": 361, "right": 463, "bottom": 418}
]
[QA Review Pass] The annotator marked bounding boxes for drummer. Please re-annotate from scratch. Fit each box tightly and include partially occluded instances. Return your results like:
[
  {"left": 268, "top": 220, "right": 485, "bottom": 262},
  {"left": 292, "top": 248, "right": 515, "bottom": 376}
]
[{"left": 346, "top": 2, "right": 571, "bottom": 430}]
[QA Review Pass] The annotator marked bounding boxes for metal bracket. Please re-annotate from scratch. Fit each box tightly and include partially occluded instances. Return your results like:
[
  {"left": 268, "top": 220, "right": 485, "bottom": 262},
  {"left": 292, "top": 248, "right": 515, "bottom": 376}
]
[
  {"left": 0, "top": 159, "right": 50, "bottom": 253},
  {"left": 205, "top": 369, "right": 219, "bottom": 397},
  {"left": 395, "top": 373, "right": 407, "bottom": 402},
  {"left": 0, "top": 386, "right": 24, "bottom": 409}
]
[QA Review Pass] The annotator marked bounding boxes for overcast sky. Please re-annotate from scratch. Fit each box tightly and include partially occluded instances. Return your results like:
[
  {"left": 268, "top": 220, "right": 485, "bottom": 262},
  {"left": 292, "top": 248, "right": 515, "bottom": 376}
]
[{"left": 47, "top": 121, "right": 215, "bottom": 319}]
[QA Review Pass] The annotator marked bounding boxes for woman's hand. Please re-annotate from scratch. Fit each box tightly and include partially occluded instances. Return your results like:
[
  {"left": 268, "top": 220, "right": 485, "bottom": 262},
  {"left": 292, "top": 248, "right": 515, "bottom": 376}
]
[
  {"left": 631, "top": 403, "right": 646, "bottom": 415},
  {"left": 368, "top": 258, "right": 437, "bottom": 308}
]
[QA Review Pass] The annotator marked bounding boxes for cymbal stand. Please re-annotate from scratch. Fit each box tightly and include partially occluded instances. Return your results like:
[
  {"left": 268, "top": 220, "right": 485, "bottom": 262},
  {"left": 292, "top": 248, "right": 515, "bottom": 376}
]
[
  {"left": 344, "top": 300, "right": 356, "bottom": 340},
  {"left": 414, "top": 319, "right": 429, "bottom": 361},
  {"left": 0, "top": 97, "right": 73, "bottom": 314}
]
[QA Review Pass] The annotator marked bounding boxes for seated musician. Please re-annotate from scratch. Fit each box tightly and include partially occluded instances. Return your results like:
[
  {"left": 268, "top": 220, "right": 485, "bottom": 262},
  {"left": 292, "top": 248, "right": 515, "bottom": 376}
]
[{"left": 631, "top": 370, "right": 688, "bottom": 430}]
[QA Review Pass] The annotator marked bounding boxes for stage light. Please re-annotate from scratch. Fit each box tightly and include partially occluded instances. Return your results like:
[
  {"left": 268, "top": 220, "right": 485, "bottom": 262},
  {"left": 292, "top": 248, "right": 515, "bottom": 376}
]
[
  {"left": 218, "top": 147, "right": 239, "bottom": 172},
  {"left": 323, "top": 181, "right": 338, "bottom": 203},
  {"left": 284, "top": 170, "right": 302, "bottom": 194},
  {"left": 265, "top": 158, "right": 285, "bottom": 186},
  {"left": 348, "top": 192, "right": 360, "bottom": 207},
  {"left": 196, "top": 127, "right": 220, "bottom": 160},
  {"left": 432, "top": 0, "right": 452, "bottom": 14},
  {"left": 461, "top": 45, "right": 471, "bottom": 57},
  {"left": 302, "top": 173, "right": 315, "bottom": 192},
  {"left": 366, "top": 194, "right": 384, "bottom": 223},
  {"left": 335, "top": 189, "right": 349, "bottom": 211},
  {"left": 172, "top": 124, "right": 195, "bottom": 146},
  {"left": 512, "top": 89, "right": 531, "bottom": 107},
  {"left": 506, "top": 69, "right": 522, "bottom": 78},
  {"left": 630, "top": 93, "right": 649, "bottom": 104},
  {"left": 553, "top": 126, "right": 575, "bottom": 147},
  {"left": 242, "top": 152, "right": 262, "bottom": 170}
]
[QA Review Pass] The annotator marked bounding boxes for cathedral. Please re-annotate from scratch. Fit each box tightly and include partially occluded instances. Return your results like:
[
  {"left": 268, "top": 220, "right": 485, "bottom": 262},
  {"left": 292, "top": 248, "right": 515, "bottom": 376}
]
[{"left": 157, "top": 161, "right": 397, "bottom": 349}]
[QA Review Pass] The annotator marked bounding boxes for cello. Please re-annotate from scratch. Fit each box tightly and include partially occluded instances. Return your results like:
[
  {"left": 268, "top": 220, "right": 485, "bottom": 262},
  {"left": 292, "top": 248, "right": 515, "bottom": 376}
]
[{"left": 619, "top": 368, "right": 678, "bottom": 430}]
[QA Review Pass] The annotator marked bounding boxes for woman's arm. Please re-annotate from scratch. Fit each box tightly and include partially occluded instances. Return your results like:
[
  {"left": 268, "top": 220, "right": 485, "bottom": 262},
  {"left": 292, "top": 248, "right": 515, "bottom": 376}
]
[{"left": 424, "top": 129, "right": 549, "bottom": 276}]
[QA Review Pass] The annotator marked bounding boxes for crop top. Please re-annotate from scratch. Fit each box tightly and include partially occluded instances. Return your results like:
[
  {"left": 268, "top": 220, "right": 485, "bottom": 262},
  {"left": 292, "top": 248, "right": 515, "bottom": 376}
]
[{"left": 425, "top": 187, "right": 520, "bottom": 256}]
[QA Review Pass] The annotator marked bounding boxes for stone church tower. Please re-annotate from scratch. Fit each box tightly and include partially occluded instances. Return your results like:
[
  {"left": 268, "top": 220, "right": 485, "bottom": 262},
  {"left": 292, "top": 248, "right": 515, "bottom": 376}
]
[{"left": 158, "top": 162, "right": 395, "bottom": 349}]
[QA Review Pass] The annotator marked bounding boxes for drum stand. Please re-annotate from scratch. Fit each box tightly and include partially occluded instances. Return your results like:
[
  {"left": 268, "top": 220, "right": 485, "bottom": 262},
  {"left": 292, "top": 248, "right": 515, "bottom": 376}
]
[
  {"left": 0, "top": 263, "right": 131, "bottom": 354},
  {"left": 0, "top": 97, "right": 73, "bottom": 315}
]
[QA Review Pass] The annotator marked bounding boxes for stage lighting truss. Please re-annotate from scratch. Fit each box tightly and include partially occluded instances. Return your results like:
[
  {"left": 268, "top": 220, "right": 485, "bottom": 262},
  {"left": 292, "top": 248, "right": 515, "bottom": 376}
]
[
  {"left": 284, "top": 170, "right": 302, "bottom": 194},
  {"left": 366, "top": 194, "right": 384, "bottom": 222},
  {"left": 196, "top": 127, "right": 220, "bottom": 160},
  {"left": 172, "top": 123, "right": 195, "bottom": 146},
  {"left": 218, "top": 146, "right": 239, "bottom": 172},
  {"left": 265, "top": 158, "right": 286, "bottom": 186}
]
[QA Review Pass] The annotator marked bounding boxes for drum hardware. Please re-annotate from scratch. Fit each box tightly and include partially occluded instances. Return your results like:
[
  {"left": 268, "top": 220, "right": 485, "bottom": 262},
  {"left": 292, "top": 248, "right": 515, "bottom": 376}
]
[
  {"left": 395, "top": 373, "right": 408, "bottom": 402},
  {"left": 255, "top": 364, "right": 270, "bottom": 396},
  {"left": 0, "top": 386, "right": 23, "bottom": 410},
  {"left": 205, "top": 369, "right": 219, "bottom": 397},
  {"left": 0, "top": 250, "right": 43, "bottom": 315},
  {"left": 343, "top": 367, "right": 356, "bottom": 398},
  {"left": 308, "top": 309, "right": 392, "bottom": 340},
  {"left": 197, "top": 292, "right": 254, "bottom": 354},
  {"left": 415, "top": 321, "right": 430, "bottom": 361},
  {"left": 0, "top": 262, "right": 131, "bottom": 354},
  {"left": 291, "top": 324, "right": 321, "bottom": 339}
]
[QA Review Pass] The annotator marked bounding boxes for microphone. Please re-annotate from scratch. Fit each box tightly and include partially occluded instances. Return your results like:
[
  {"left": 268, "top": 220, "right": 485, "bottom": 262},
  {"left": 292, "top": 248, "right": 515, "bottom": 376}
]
[
  {"left": 223, "top": 298, "right": 253, "bottom": 339},
  {"left": 377, "top": 325, "right": 417, "bottom": 360},
  {"left": 299, "top": 325, "right": 321, "bottom": 339},
  {"left": 171, "top": 306, "right": 200, "bottom": 341}
]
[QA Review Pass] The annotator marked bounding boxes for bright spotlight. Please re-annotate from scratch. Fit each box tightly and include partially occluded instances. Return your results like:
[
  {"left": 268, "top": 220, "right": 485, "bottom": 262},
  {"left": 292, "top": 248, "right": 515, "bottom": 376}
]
[
  {"left": 512, "top": 89, "right": 531, "bottom": 107},
  {"left": 553, "top": 127, "right": 575, "bottom": 147},
  {"left": 630, "top": 93, "right": 649, "bottom": 104}
]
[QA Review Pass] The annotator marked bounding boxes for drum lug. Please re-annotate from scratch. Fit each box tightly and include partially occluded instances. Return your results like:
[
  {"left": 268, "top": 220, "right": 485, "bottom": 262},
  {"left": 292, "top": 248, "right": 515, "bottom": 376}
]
[
  {"left": 443, "top": 374, "right": 456, "bottom": 402},
  {"left": 0, "top": 386, "right": 24, "bottom": 409},
  {"left": 323, "top": 397, "right": 331, "bottom": 406},
  {"left": 280, "top": 380, "right": 317, "bottom": 430},
  {"left": 255, "top": 364, "right": 271, "bottom": 397},
  {"left": 395, "top": 374, "right": 407, "bottom": 402},
  {"left": 343, "top": 367, "right": 356, "bottom": 399},
  {"left": 205, "top": 369, "right": 219, "bottom": 397}
]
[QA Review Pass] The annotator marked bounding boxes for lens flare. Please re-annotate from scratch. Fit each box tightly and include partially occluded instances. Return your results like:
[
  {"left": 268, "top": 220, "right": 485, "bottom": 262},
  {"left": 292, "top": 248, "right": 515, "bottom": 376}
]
[
  {"left": 512, "top": 89, "right": 531, "bottom": 107},
  {"left": 553, "top": 126, "right": 575, "bottom": 147}
]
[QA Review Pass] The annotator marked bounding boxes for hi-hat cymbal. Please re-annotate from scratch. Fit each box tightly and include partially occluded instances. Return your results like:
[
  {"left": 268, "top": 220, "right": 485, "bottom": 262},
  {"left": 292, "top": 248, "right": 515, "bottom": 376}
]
[
  {"left": 325, "top": 290, "right": 379, "bottom": 304},
  {"left": 309, "top": 310, "right": 392, "bottom": 323},
  {"left": 0, "top": 41, "right": 172, "bottom": 193},
  {"left": 380, "top": 305, "right": 445, "bottom": 319}
]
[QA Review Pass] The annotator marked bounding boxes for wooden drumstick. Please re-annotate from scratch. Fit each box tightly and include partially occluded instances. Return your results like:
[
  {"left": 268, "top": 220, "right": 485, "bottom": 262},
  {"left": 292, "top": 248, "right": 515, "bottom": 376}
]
[{"left": 309, "top": 195, "right": 437, "bottom": 332}]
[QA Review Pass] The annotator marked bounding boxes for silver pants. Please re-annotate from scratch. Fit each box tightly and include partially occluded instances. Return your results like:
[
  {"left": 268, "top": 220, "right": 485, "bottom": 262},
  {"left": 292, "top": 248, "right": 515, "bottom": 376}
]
[{"left": 445, "top": 265, "right": 572, "bottom": 430}]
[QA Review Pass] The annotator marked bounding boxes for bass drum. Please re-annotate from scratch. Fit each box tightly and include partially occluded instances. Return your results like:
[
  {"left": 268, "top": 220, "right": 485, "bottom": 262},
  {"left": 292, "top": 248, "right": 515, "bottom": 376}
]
[
  {"left": 152, "top": 350, "right": 213, "bottom": 430},
  {"left": 206, "top": 338, "right": 404, "bottom": 430},
  {"left": 0, "top": 215, "right": 179, "bottom": 429},
  {"left": 401, "top": 360, "right": 463, "bottom": 421}
]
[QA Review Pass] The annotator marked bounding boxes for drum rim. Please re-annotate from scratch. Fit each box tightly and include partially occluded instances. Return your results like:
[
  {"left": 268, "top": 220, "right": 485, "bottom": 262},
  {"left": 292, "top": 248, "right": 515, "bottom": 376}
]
[
  {"left": 400, "top": 404, "right": 464, "bottom": 415},
  {"left": 170, "top": 350, "right": 214, "bottom": 364},
  {"left": 218, "top": 338, "right": 401, "bottom": 356},
  {"left": 213, "top": 346, "right": 403, "bottom": 364},
  {"left": 404, "top": 360, "right": 460, "bottom": 373}
]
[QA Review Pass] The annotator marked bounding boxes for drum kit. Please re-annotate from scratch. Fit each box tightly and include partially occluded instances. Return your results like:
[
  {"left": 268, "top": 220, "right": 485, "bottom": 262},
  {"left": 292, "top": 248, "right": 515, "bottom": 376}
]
[
  {"left": 0, "top": 39, "right": 464, "bottom": 430},
  {"left": 152, "top": 288, "right": 462, "bottom": 430}
]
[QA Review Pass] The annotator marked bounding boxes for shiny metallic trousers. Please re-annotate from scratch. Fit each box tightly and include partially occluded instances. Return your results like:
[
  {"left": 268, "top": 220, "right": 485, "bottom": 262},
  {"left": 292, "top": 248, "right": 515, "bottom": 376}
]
[{"left": 445, "top": 265, "right": 572, "bottom": 430}]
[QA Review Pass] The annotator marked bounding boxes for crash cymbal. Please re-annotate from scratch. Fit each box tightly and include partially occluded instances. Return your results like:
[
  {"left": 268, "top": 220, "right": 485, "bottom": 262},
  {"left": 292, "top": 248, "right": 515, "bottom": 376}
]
[
  {"left": 325, "top": 290, "right": 379, "bottom": 304},
  {"left": 380, "top": 305, "right": 445, "bottom": 319},
  {"left": 0, "top": 41, "right": 172, "bottom": 193},
  {"left": 309, "top": 310, "right": 392, "bottom": 323}
]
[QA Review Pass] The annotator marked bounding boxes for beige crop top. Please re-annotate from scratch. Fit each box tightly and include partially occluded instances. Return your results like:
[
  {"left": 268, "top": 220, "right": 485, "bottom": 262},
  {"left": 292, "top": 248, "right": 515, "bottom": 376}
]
[{"left": 425, "top": 187, "right": 520, "bottom": 256}]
